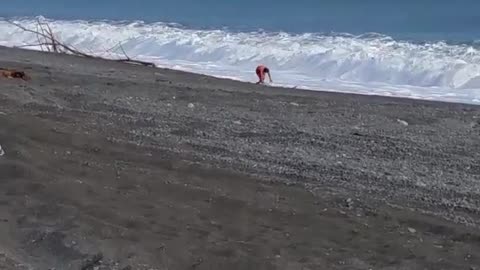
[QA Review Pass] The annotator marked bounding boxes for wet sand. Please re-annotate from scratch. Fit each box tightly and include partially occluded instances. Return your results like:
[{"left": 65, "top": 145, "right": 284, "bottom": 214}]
[{"left": 0, "top": 46, "right": 479, "bottom": 269}]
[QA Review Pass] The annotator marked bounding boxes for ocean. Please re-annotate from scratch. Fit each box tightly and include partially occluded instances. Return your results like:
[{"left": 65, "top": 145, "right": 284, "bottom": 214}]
[{"left": 1, "top": 0, "right": 480, "bottom": 104}]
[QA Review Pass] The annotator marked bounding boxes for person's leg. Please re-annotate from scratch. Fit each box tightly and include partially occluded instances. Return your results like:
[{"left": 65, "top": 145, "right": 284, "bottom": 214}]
[{"left": 256, "top": 67, "right": 263, "bottom": 83}]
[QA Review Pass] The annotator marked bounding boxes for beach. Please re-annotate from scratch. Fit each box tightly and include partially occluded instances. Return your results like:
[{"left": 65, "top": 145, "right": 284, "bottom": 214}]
[{"left": 0, "top": 46, "right": 479, "bottom": 269}]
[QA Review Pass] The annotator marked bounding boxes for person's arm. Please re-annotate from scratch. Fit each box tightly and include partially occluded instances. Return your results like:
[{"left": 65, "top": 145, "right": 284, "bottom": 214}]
[{"left": 267, "top": 72, "right": 272, "bottom": 83}]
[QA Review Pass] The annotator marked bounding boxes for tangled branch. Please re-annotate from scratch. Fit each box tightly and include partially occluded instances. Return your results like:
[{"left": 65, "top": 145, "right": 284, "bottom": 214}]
[{"left": 8, "top": 20, "right": 155, "bottom": 67}]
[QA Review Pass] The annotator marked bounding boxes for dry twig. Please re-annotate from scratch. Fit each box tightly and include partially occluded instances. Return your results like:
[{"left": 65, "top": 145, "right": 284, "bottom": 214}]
[{"left": 8, "top": 19, "right": 156, "bottom": 67}]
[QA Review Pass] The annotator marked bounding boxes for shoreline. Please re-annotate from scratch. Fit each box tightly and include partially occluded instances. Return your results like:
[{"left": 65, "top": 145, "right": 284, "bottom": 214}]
[
  {"left": 0, "top": 46, "right": 479, "bottom": 269},
  {"left": 3, "top": 45, "right": 480, "bottom": 107}
]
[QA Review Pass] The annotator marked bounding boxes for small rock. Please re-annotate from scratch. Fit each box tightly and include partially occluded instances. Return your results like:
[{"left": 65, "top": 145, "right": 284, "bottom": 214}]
[
  {"left": 172, "top": 96, "right": 176, "bottom": 100},
  {"left": 397, "top": 119, "right": 409, "bottom": 126},
  {"left": 233, "top": 120, "right": 242, "bottom": 125},
  {"left": 187, "top": 103, "right": 195, "bottom": 109},
  {"left": 166, "top": 103, "right": 172, "bottom": 107},
  {"left": 275, "top": 255, "right": 281, "bottom": 259},
  {"left": 345, "top": 198, "right": 353, "bottom": 208},
  {"left": 66, "top": 151, "right": 72, "bottom": 155},
  {"left": 0, "top": 145, "right": 4, "bottom": 156},
  {"left": 290, "top": 102, "right": 300, "bottom": 106},
  {"left": 416, "top": 181, "right": 427, "bottom": 187},
  {"left": 407, "top": 227, "right": 416, "bottom": 234}
]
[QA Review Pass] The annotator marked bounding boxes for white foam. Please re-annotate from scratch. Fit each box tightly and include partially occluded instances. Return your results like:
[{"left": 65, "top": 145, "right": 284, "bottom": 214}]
[{"left": 1, "top": 17, "right": 479, "bottom": 104}]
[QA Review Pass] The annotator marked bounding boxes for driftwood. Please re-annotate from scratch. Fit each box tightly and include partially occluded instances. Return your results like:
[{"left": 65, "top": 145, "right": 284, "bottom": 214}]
[{"left": 8, "top": 20, "right": 155, "bottom": 68}]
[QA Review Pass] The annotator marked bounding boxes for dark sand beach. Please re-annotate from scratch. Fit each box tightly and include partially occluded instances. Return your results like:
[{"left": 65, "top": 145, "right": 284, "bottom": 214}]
[{"left": 0, "top": 46, "right": 479, "bottom": 269}]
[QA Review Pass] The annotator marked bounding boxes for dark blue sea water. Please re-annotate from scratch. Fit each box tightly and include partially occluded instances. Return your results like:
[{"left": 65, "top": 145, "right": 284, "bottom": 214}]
[
  {"left": 3, "top": 0, "right": 480, "bottom": 42},
  {"left": 1, "top": 1, "right": 480, "bottom": 104}
]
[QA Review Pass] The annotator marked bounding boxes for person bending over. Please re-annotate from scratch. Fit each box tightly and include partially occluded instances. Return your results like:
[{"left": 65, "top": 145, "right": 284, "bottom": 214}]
[{"left": 255, "top": 65, "right": 272, "bottom": 84}]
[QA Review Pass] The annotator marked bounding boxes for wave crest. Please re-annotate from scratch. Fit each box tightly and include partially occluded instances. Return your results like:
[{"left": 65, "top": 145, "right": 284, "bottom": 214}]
[{"left": 1, "top": 17, "right": 479, "bottom": 103}]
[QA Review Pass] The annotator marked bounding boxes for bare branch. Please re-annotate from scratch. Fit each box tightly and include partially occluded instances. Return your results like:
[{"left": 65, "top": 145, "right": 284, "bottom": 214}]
[
  {"left": 14, "top": 43, "right": 55, "bottom": 49},
  {"left": 7, "top": 20, "right": 156, "bottom": 68},
  {"left": 113, "top": 59, "right": 156, "bottom": 67},
  {"left": 8, "top": 20, "right": 51, "bottom": 40},
  {"left": 44, "top": 22, "right": 58, "bottom": 53},
  {"left": 35, "top": 24, "right": 46, "bottom": 52},
  {"left": 118, "top": 43, "right": 130, "bottom": 60}
]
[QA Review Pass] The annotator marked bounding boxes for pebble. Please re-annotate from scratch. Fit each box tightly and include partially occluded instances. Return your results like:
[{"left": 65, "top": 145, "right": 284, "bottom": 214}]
[
  {"left": 345, "top": 198, "right": 354, "bottom": 208},
  {"left": 416, "top": 181, "right": 427, "bottom": 187},
  {"left": 0, "top": 145, "right": 4, "bottom": 156},
  {"left": 290, "top": 102, "right": 300, "bottom": 106},
  {"left": 233, "top": 120, "right": 242, "bottom": 125},
  {"left": 397, "top": 119, "right": 409, "bottom": 126},
  {"left": 407, "top": 227, "right": 416, "bottom": 233},
  {"left": 187, "top": 103, "right": 195, "bottom": 109}
]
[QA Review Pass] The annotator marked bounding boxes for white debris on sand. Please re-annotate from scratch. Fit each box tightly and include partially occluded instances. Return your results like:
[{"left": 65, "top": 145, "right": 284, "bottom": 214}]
[{"left": 397, "top": 119, "right": 409, "bottom": 126}]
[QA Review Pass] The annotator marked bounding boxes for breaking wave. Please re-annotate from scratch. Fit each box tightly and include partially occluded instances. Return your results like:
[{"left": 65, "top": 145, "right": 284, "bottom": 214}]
[{"left": 1, "top": 17, "right": 479, "bottom": 104}]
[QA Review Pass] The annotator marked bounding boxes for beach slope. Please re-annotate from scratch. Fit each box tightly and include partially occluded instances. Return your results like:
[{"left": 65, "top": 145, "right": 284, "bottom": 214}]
[{"left": 0, "top": 46, "right": 479, "bottom": 269}]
